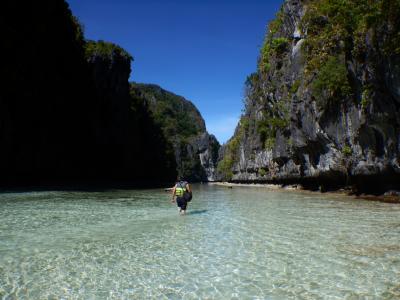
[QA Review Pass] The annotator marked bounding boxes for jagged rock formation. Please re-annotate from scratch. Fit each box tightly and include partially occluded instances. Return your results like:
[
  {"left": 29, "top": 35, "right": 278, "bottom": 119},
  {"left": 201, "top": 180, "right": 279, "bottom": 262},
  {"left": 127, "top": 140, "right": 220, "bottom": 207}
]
[
  {"left": 85, "top": 42, "right": 177, "bottom": 184},
  {"left": 0, "top": 0, "right": 176, "bottom": 187},
  {"left": 218, "top": 0, "right": 400, "bottom": 194},
  {"left": 130, "top": 83, "right": 220, "bottom": 182},
  {"left": 195, "top": 133, "right": 220, "bottom": 181}
]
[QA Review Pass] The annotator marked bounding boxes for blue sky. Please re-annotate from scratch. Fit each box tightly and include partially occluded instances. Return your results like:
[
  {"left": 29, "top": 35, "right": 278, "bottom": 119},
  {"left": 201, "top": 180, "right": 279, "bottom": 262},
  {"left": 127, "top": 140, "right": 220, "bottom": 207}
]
[{"left": 67, "top": 0, "right": 283, "bottom": 143}]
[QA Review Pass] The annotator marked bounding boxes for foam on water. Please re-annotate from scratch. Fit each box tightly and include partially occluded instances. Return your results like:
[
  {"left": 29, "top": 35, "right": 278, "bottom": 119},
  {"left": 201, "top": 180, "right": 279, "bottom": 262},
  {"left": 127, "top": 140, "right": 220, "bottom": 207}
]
[{"left": 1, "top": 185, "right": 400, "bottom": 299}]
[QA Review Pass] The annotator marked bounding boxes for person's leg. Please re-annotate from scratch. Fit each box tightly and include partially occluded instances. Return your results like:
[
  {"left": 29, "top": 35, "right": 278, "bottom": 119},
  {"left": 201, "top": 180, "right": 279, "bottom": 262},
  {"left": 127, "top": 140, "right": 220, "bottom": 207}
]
[
  {"left": 180, "top": 201, "right": 187, "bottom": 215},
  {"left": 177, "top": 198, "right": 184, "bottom": 214}
]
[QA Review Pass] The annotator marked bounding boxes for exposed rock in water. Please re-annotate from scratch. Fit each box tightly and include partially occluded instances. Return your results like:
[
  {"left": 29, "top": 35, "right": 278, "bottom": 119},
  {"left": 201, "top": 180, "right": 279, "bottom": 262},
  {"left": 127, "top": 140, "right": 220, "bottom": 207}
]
[
  {"left": 217, "top": 0, "right": 400, "bottom": 195},
  {"left": 130, "top": 83, "right": 220, "bottom": 182}
]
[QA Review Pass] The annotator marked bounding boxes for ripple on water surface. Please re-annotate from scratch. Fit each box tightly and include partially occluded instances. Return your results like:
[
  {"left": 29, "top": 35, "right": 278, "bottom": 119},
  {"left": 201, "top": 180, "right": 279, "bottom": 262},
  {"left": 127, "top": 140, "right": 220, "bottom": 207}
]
[{"left": 1, "top": 185, "right": 400, "bottom": 299}]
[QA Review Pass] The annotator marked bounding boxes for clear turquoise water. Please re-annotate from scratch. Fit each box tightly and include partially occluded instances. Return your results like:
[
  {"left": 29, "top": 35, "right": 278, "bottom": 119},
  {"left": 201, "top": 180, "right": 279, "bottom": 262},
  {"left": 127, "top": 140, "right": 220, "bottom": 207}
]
[{"left": 1, "top": 185, "right": 400, "bottom": 299}]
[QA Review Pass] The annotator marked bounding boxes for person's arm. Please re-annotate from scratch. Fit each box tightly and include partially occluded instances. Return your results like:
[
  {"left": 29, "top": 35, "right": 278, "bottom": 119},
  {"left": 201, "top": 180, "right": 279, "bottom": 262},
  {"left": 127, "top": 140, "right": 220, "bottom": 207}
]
[
  {"left": 171, "top": 185, "right": 176, "bottom": 202},
  {"left": 186, "top": 183, "right": 191, "bottom": 193}
]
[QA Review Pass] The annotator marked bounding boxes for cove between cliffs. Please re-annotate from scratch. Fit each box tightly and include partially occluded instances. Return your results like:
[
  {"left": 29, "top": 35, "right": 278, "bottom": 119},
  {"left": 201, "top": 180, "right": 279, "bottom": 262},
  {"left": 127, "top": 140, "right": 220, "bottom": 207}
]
[{"left": 2, "top": 0, "right": 399, "bottom": 196}]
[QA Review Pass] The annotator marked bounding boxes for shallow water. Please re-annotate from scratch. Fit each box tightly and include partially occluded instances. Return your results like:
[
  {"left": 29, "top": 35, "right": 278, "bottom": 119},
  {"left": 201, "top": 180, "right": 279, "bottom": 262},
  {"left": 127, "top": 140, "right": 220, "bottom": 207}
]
[{"left": 1, "top": 185, "right": 400, "bottom": 299}]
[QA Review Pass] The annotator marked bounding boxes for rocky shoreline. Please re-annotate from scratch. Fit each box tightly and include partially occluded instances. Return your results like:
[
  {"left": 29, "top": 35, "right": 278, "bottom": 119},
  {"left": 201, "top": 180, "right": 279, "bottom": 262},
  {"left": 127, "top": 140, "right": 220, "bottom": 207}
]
[{"left": 208, "top": 182, "right": 400, "bottom": 204}]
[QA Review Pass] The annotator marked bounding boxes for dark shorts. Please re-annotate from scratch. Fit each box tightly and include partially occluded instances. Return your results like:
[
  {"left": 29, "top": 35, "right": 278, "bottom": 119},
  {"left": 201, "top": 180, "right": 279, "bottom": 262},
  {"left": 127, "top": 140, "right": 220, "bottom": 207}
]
[{"left": 176, "top": 197, "right": 187, "bottom": 210}]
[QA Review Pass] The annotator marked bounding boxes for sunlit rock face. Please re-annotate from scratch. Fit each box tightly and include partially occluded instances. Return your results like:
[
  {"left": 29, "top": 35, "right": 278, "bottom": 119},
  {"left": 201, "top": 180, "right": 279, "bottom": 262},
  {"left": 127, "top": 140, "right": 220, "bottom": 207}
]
[{"left": 218, "top": 0, "right": 400, "bottom": 194}]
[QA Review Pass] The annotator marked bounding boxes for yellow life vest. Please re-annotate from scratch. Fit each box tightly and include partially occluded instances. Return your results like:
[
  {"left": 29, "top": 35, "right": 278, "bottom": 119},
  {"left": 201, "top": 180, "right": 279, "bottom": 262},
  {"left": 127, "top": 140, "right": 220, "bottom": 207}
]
[{"left": 175, "top": 181, "right": 186, "bottom": 197}]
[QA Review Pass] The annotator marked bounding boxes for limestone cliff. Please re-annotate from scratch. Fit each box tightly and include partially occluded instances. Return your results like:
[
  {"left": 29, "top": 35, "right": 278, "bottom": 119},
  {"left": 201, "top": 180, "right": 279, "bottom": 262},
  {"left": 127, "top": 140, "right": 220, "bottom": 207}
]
[
  {"left": 86, "top": 40, "right": 132, "bottom": 149},
  {"left": 1, "top": 0, "right": 96, "bottom": 185},
  {"left": 130, "top": 83, "right": 220, "bottom": 182},
  {"left": 85, "top": 42, "right": 177, "bottom": 184},
  {"left": 218, "top": 0, "right": 400, "bottom": 194},
  {"left": 0, "top": 1, "right": 176, "bottom": 187}
]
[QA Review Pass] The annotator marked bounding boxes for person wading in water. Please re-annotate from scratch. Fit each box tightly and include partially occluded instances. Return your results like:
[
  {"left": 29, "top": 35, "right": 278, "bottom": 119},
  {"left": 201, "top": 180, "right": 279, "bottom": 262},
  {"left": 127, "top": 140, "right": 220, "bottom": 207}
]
[{"left": 171, "top": 178, "right": 192, "bottom": 215}]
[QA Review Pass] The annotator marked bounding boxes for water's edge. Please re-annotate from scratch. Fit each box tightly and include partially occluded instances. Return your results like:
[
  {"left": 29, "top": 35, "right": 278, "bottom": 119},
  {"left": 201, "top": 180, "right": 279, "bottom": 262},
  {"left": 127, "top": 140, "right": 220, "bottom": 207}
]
[{"left": 210, "top": 182, "right": 400, "bottom": 204}]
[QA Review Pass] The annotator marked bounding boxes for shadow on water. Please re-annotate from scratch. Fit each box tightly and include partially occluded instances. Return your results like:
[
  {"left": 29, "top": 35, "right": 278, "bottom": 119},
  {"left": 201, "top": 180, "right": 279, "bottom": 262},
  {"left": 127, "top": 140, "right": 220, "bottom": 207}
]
[{"left": 187, "top": 209, "right": 208, "bottom": 215}]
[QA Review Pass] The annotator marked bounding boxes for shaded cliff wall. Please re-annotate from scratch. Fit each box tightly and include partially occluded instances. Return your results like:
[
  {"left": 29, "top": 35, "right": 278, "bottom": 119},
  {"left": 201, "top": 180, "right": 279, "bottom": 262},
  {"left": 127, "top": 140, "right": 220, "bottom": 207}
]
[
  {"left": 0, "top": 0, "right": 176, "bottom": 187},
  {"left": 218, "top": 0, "right": 400, "bottom": 194},
  {"left": 86, "top": 40, "right": 132, "bottom": 151},
  {"left": 1, "top": 0, "right": 97, "bottom": 185},
  {"left": 130, "top": 83, "right": 220, "bottom": 182},
  {"left": 85, "top": 42, "right": 177, "bottom": 184}
]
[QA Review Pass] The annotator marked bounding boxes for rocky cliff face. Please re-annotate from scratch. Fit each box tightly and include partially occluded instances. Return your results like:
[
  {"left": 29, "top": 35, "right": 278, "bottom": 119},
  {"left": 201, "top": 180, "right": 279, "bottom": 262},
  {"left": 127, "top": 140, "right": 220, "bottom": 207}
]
[
  {"left": 86, "top": 40, "right": 132, "bottom": 149},
  {"left": 84, "top": 40, "right": 134, "bottom": 179},
  {"left": 1, "top": 0, "right": 97, "bottom": 185},
  {"left": 0, "top": 1, "right": 176, "bottom": 187},
  {"left": 174, "top": 132, "right": 220, "bottom": 182},
  {"left": 218, "top": 0, "right": 400, "bottom": 194},
  {"left": 130, "top": 83, "right": 220, "bottom": 182},
  {"left": 195, "top": 133, "right": 220, "bottom": 181}
]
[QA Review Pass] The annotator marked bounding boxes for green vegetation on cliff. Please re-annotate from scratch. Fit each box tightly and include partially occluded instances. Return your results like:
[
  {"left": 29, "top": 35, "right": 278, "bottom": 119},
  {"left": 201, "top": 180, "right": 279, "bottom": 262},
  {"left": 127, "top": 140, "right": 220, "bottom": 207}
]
[
  {"left": 216, "top": 0, "right": 400, "bottom": 186},
  {"left": 259, "top": 0, "right": 399, "bottom": 139},
  {"left": 85, "top": 40, "right": 133, "bottom": 61},
  {"left": 257, "top": 116, "right": 288, "bottom": 150},
  {"left": 261, "top": 0, "right": 399, "bottom": 121},
  {"left": 217, "top": 116, "right": 249, "bottom": 180},
  {"left": 259, "top": 7, "right": 287, "bottom": 73},
  {"left": 130, "top": 83, "right": 204, "bottom": 139},
  {"left": 71, "top": 15, "right": 85, "bottom": 46},
  {"left": 130, "top": 83, "right": 218, "bottom": 181},
  {"left": 302, "top": 0, "right": 400, "bottom": 65},
  {"left": 128, "top": 93, "right": 177, "bottom": 183},
  {"left": 301, "top": 0, "right": 400, "bottom": 106},
  {"left": 247, "top": 71, "right": 289, "bottom": 151},
  {"left": 312, "top": 55, "right": 352, "bottom": 107},
  {"left": 260, "top": 37, "right": 289, "bottom": 73}
]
